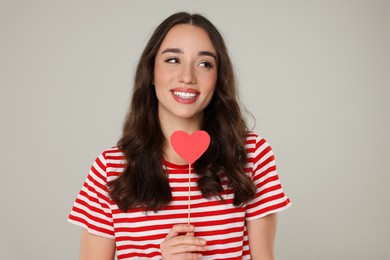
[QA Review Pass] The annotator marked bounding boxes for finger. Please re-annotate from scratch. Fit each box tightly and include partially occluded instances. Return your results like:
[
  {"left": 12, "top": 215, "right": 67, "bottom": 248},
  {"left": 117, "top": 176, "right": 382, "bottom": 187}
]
[
  {"left": 170, "top": 244, "right": 208, "bottom": 255},
  {"left": 173, "top": 253, "right": 203, "bottom": 260},
  {"left": 168, "top": 235, "right": 207, "bottom": 247},
  {"left": 165, "top": 224, "right": 195, "bottom": 239}
]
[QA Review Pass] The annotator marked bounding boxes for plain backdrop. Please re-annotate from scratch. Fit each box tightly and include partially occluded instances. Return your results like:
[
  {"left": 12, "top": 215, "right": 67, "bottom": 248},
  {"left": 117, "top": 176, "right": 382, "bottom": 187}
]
[{"left": 1, "top": 0, "right": 389, "bottom": 259}]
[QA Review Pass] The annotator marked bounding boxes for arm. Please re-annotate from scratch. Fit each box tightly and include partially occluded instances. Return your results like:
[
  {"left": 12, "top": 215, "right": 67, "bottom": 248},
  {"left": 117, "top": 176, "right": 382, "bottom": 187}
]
[
  {"left": 247, "top": 213, "right": 277, "bottom": 260},
  {"left": 80, "top": 229, "right": 116, "bottom": 260}
]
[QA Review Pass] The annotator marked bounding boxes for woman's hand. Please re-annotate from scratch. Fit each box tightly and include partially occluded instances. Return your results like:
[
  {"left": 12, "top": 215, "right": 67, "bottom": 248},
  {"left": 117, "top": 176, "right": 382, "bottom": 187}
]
[{"left": 160, "top": 224, "right": 208, "bottom": 260}]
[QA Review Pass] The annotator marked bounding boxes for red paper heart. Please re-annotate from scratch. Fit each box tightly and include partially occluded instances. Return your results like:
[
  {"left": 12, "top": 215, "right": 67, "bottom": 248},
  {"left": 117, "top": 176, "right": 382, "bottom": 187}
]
[{"left": 170, "top": 130, "right": 211, "bottom": 164}]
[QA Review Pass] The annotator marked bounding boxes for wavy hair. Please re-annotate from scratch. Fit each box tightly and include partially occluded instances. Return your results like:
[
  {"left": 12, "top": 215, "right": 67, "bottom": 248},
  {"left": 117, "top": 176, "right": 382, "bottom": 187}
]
[{"left": 108, "top": 12, "right": 256, "bottom": 212}]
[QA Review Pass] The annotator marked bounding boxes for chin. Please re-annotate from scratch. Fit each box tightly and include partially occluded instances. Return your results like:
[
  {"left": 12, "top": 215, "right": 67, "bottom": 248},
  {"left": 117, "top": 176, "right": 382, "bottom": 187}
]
[{"left": 174, "top": 111, "right": 203, "bottom": 121}]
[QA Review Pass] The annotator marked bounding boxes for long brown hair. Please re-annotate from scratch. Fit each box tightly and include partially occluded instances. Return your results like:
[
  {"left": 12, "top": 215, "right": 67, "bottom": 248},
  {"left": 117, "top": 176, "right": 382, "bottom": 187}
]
[{"left": 108, "top": 12, "right": 256, "bottom": 212}]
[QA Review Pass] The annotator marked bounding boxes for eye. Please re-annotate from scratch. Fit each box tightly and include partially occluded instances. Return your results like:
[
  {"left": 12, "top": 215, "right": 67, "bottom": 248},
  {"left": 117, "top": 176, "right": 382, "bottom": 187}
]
[
  {"left": 165, "top": 57, "right": 180, "bottom": 64},
  {"left": 198, "top": 61, "right": 214, "bottom": 69}
]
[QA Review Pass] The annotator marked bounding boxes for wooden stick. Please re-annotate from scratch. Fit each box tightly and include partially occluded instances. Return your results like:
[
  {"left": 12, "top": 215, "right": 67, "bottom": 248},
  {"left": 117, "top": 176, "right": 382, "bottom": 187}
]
[{"left": 188, "top": 163, "right": 191, "bottom": 225}]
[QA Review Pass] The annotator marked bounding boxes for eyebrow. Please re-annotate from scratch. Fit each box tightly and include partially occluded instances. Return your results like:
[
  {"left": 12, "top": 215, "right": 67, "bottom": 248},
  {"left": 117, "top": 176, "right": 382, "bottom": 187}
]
[
  {"left": 199, "top": 51, "right": 217, "bottom": 60},
  {"left": 161, "top": 48, "right": 217, "bottom": 60}
]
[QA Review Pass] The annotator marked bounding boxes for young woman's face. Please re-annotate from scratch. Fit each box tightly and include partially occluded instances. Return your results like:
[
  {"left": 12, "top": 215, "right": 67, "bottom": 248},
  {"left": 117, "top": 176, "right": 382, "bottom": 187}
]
[{"left": 154, "top": 24, "right": 218, "bottom": 124}]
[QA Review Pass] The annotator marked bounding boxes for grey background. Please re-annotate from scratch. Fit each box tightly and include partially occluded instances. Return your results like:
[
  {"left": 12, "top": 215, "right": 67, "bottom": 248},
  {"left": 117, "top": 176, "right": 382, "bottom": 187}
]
[{"left": 1, "top": 0, "right": 389, "bottom": 259}]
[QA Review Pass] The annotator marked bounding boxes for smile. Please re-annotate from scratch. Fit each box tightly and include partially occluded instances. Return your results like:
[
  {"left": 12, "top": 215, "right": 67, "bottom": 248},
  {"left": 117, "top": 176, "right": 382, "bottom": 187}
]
[{"left": 172, "top": 91, "right": 199, "bottom": 99}]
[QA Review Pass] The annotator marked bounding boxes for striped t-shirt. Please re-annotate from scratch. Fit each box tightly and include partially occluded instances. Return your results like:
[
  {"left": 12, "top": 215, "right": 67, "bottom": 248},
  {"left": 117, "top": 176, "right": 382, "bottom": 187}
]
[{"left": 68, "top": 132, "right": 291, "bottom": 259}]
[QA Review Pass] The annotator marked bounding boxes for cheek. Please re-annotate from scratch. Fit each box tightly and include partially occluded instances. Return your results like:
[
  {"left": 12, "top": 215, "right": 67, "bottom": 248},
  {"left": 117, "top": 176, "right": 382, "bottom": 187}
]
[
  {"left": 154, "top": 63, "right": 175, "bottom": 85},
  {"left": 201, "top": 74, "right": 217, "bottom": 92},
  {"left": 153, "top": 64, "right": 163, "bottom": 84}
]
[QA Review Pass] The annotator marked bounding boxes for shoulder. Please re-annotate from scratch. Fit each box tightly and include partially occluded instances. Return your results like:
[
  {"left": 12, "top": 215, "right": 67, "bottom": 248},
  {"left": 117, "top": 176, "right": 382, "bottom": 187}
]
[
  {"left": 244, "top": 131, "right": 271, "bottom": 150},
  {"left": 91, "top": 146, "right": 126, "bottom": 180},
  {"left": 245, "top": 131, "right": 276, "bottom": 167},
  {"left": 100, "top": 146, "right": 125, "bottom": 161}
]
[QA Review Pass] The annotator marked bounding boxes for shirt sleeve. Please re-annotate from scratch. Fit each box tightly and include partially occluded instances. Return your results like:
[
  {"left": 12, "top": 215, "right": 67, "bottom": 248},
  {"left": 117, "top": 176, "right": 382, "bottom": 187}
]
[
  {"left": 68, "top": 152, "right": 115, "bottom": 238},
  {"left": 245, "top": 135, "right": 291, "bottom": 221}
]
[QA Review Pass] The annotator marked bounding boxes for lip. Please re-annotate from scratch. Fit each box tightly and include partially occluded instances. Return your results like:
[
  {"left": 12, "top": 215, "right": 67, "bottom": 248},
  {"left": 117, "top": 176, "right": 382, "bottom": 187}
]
[{"left": 170, "top": 88, "right": 200, "bottom": 104}]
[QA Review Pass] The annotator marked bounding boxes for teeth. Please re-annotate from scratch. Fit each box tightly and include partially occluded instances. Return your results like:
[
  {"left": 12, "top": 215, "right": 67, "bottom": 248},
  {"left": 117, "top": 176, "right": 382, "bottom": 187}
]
[{"left": 173, "top": 91, "right": 198, "bottom": 99}]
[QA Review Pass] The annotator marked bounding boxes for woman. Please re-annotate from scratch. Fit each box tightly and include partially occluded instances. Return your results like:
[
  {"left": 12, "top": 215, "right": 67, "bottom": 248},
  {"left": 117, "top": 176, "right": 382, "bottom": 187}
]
[{"left": 69, "top": 12, "right": 290, "bottom": 260}]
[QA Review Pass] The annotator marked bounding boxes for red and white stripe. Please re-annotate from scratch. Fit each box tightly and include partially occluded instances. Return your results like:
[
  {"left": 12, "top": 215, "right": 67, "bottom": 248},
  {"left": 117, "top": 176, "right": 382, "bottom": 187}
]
[{"left": 68, "top": 132, "right": 291, "bottom": 259}]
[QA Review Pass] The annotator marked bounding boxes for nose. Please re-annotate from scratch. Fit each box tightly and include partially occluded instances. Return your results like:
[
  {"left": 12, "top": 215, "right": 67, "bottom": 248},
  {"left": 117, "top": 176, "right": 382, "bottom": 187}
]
[{"left": 179, "top": 64, "right": 196, "bottom": 84}]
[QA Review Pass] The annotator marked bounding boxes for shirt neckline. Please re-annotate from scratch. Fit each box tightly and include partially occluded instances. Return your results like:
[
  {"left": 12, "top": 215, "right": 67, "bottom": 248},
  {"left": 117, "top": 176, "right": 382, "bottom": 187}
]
[{"left": 161, "top": 159, "right": 193, "bottom": 170}]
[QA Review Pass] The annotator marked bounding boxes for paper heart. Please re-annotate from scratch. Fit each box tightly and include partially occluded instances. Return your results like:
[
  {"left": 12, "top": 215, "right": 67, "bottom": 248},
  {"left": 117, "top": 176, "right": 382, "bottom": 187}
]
[{"left": 170, "top": 130, "right": 211, "bottom": 164}]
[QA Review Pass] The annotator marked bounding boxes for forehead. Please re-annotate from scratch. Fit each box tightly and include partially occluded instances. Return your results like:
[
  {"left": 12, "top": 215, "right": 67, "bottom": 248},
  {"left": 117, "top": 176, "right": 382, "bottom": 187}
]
[{"left": 158, "top": 24, "right": 216, "bottom": 53}]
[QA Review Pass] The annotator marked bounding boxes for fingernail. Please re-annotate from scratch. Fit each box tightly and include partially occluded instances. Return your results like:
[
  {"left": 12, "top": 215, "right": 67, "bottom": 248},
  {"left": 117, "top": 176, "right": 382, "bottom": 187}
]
[
  {"left": 199, "top": 239, "right": 206, "bottom": 245},
  {"left": 188, "top": 225, "right": 194, "bottom": 231}
]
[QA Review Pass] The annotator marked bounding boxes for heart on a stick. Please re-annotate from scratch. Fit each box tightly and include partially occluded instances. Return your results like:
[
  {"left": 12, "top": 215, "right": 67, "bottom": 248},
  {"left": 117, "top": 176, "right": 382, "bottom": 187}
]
[{"left": 170, "top": 130, "right": 210, "bottom": 164}]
